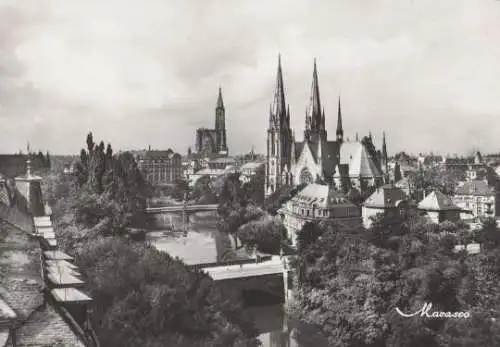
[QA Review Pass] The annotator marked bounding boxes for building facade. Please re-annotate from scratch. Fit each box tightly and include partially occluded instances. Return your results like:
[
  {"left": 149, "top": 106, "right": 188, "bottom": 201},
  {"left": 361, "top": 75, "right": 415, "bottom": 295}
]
[
  {"left": 195, "top": 87, "right": 228, "bottom": 157},
  {"left": 417, "top": 190, "right": 462, "bottom": 224},
  {"left": 239, "top": 162, "right": 265, "bottom": 184},
  {"left": 265, "top": 56, "right": 383, "bottom": 197},
  {"left": 453, "top": 180, "right": 497, "bottom": 220},
  {"left": 278, "top": 183, "right": 361, "bottom": 246},
  {"left": 362, "top": 184, "right": 410, "bottom": 228},
  {"left": 136, "top": 149, "right": 182, "bottom": 185}
]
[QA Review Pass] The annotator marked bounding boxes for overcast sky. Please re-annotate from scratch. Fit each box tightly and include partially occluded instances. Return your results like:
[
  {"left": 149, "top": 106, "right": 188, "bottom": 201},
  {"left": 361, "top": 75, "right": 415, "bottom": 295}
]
[{"left": 1, "top": 0, "right": 500, "bottom": 156}]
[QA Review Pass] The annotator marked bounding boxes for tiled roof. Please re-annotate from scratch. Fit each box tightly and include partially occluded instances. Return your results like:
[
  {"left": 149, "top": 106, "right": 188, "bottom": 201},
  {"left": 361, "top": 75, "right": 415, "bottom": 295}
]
[
  {"left": 0, "top": 221, "right": 84, "bottom": 346},
  {"left": 140, "top": 149, "right": 180, "bottom": 159},
  {"left": 290, "top": 183, "right": 357, "bottom": 209},
  {"left": 15, "top": 304, "right": 85, "bottom": 347},
  {"left": 455, "top": 180, "right": 495, "bottom": 196},
  {"left": 209, "top": 157, "right": 235, "bottom": 164},
  {"left": 339, "top": 142, "right": 382, "bottom": 178},
  {"left": 363, "top": 184, "right": 409, "bottom": 208},
  {"left": 418, "top": 191, "right": 461, "bottom": 211},
  {"left": 239, "top": 162, "right": 264, "bottom": 171},
  {"left": 495, "top": 165, "right": 500, "bottom": 178}
]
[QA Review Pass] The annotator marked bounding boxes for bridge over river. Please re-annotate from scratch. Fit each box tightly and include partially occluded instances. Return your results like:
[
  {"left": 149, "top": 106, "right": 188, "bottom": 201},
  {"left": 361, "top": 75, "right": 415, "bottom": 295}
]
[
  {"left": 192, "top": 256, "right": 293, "bottom": 304},
  {"left": 145, "top": 204, "right": 218, "bottom": 214}
]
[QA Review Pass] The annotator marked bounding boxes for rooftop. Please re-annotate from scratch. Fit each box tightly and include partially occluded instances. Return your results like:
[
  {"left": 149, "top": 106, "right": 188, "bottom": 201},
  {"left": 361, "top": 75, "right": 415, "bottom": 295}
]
[
  {"left": 418, "top": 191, "right": 461, "bottom": 211},
  {"left": 455, "top": 180, "right": 495, "bottom": 196},
  {"left": 0, "top": 221, "right": 84, "bottom": 346},
  {"left": 240, "top": 162, "right": 264, "bottom": 171},
  {"left": 338, "top": 141, "right": 382, "bottom": 178},
  {"left": 364, "top": 184, "right": 409, "bottom": 208},
  {"left": 290, "top": 183, "right": 357, "bottom": 209},
  {"left": 139, "top": 149, "right": 181, "bottom": 160},
  {"left": 209, "top": 157, "right": 236, "bottom": 164}
]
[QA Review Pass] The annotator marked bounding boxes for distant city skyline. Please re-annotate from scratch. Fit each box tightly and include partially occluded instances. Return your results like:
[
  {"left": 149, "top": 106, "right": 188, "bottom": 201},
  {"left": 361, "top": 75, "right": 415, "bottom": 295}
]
[{"left": 1, "top": 0, "right": 500, "bottom": 156}]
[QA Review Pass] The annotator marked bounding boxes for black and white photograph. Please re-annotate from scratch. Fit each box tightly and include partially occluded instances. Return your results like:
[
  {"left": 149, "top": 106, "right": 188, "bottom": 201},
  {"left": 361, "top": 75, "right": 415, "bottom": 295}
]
[{"left": 1, "top": 0, "right": 500, "bottom": 346}]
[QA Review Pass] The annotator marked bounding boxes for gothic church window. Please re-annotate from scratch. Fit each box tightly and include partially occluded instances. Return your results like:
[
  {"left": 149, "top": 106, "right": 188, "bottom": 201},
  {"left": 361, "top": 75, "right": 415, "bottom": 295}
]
[{"left": 299, "top": 168, "right": 313, "bottom": 184}]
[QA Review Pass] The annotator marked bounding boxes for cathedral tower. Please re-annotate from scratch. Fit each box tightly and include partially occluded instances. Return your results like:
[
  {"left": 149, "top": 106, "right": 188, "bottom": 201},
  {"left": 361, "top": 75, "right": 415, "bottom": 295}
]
[
  {"left": 382, "top": 131, "right": 389, "bottom": 181},
  {"left": 215, "top": 87, "right": 228, "bottom": 154},
  {"left": 336, "top": 96, "right": 344, "bottom": 143},
  {"left": 265, "top": 54, "right": 293, "bottom": 196},
  {"left": 304, "top": 59, "right": 327, "bottom": 143}
]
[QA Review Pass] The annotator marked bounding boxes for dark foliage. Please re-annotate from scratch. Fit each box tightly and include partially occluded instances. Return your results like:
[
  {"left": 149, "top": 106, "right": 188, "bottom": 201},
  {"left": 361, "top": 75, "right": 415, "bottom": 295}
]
[
  {"left": 289, "top": 213, "right": 500, "bottom": 346},
  {"left": 45, "top": 132, "right": 260, "bottom": 347}
]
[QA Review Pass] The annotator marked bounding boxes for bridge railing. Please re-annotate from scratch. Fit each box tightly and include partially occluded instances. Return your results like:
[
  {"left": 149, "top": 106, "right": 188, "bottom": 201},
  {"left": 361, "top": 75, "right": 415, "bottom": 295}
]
[{"left": 187, "top": 255, "right": 273, "bottom": 270}]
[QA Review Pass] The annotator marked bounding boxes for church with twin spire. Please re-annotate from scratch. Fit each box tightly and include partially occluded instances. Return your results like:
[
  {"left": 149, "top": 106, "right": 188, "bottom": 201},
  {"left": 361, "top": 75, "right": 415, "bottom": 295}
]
[{"left": 265, "top": 55, "right": 384, "bottom": 197}]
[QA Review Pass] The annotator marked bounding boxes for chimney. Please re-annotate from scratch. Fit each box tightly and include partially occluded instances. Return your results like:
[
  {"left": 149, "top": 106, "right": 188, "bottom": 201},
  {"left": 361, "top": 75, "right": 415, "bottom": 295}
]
[{"left": 15, "top": 160, "right": 44, "bottom": 216}]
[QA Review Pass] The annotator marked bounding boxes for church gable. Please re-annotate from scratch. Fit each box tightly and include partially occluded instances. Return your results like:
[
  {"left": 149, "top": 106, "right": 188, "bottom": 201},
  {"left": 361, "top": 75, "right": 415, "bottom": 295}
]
[{"left": 292, "top": 142, "right": 322, "bottom": 185}]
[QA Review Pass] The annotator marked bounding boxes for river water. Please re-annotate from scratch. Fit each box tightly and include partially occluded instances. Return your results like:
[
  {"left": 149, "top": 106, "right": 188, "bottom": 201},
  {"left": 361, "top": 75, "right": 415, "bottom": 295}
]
[{"left": 146, "top": 212, "right": 329, "bottom": 347}]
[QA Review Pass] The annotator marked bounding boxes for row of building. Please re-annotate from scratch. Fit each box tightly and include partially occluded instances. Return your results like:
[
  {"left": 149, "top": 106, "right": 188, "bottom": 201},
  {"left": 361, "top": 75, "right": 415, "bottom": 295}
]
[
  {"left": 278, "top": 180, "right": 490, "bottom": 247},
  {"left": 0, "top": 161, "right": 97, "bottom": 346}
]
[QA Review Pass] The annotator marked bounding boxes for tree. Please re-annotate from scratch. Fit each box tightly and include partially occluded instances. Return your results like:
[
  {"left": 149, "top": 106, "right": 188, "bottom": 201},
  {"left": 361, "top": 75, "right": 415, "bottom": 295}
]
[
  {"left": 289, "top": 211, "right": 500, "bottom": 346},
  {"left": 394, "top": 163, "right": 402, "bottom": 182},
  {"left": 46, "top": 133, "right": 259, "bottom": 346},
  {"left": 45, "top": 151, "right": 51, "bottom": 169},
  {"left": 296, "top": 221, "right": 322, "bottom": 252},
  {"left": 242, "top": 172, "right": 265, "bottom": 206},
  {"left": 264, "top": 182, "right": 306, "bottom": 215},
  {"left": 191, "top": 176, "right": 217, "bottom": 204},
  {"left": 76, "top": 238, "right": 260, "bottom": 347},
  {"left": 477, "top": 217, "right": 500, "bottom": 251},
  {"left": 237, "top": 216, "right": 288, "bottom": 254}
]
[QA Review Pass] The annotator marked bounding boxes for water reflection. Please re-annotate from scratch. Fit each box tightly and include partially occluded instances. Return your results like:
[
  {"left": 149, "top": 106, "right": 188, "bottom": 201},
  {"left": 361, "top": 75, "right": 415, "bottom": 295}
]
[
  {"left": 146, "top": 212, "right": 220, "bottom": 265},
  {"left": 147, "top": 213, "right": 330, "bottom": 347},
  {"left": 245, "top": 305, "right": 330, "bottom": 347}
]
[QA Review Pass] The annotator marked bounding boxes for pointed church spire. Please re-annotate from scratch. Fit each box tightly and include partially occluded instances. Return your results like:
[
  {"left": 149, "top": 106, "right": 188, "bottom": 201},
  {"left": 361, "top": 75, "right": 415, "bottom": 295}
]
[
  {"left": 268, "top": 104, "right": 274, "bottom": 128},
  {"left": 216, "top": 86, "right": 224, "bottom": 109},
  {"left": 382, "top": 131, "right": 389, "bottom": 181},
  {"left": 320, "top": 107, "right": 325, "bottom": 130},
  {"left": 382, "top": 132, "right": 388, "bottom": 160},
  {"left": 271, "top": 53, "right": 287, "bottom": 124},
  {"left": 286, "top": 104, "right": 291, "bottom": 127},
  {"left": 308, "top": 58, "right": 322, "bottom": 131},
  {"left": 317, "top": 135, "right": 323, "bottom": 168},
  {"left": 336, "top": 95, "right": 344, "bottom": 143}
]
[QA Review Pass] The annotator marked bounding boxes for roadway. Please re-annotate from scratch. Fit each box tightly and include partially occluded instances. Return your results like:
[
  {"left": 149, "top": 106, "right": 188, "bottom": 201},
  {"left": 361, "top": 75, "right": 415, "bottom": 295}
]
[{"left": 202, "top": 256, "right": 287, "bottom": 280}]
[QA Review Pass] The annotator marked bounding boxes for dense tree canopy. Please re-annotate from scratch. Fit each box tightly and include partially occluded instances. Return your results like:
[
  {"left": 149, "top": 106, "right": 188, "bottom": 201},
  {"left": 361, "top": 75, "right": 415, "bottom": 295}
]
[
  {"left": 43, "top": 132, "right": 260, "bottom": 347},
  {"left": 289, "top": 213, "right": 500, "bottom": 346}
]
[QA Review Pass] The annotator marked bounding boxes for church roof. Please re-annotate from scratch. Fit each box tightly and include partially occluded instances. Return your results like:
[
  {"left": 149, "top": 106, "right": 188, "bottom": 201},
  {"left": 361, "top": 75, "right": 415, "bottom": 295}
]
[
  {"left": 418, "top": 191, "right": 461, "bottom": 211},
  {"left": 290, "top": 183, "right": 357, "bottom": 210},
  {"left": 294, "top": 139, "right": 339, "bottom": 177},
  {"left": 339, "top": 142, "right": 382, "bottom": 178},
  {"left": 363, "top": 184, "right": 408, "bottom": 208}
]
